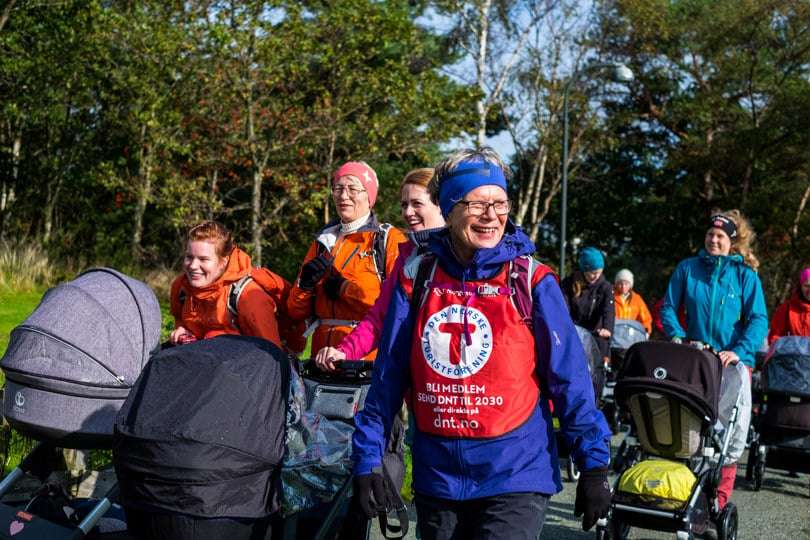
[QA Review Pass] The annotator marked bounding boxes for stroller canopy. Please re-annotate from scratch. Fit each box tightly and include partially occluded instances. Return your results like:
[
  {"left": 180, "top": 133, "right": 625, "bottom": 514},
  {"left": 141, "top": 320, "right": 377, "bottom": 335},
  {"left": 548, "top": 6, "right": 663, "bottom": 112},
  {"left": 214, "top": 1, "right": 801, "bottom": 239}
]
[
  {"left": 611, "top": 319, "right": 648, "bottom": 350},
  {"left": 576, "top": 325, "right": 602, "bottom": 370},
  {"left": 765, "top": 336, "right": 810, "bottom": 396},
  {"left": 113, "top": 335, "right": 291, "bottom": 520},
  {"left": 616, "top": 341, "right": 723, "bottom": 422},
  {"left": 1, "top": 267, "right": 162, "bottom": 398}
]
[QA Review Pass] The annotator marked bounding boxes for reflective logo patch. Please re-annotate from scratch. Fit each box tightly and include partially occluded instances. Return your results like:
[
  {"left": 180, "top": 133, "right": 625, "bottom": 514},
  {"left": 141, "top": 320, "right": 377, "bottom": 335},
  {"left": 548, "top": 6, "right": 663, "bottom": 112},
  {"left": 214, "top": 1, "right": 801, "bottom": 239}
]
[{"left": 420, "top": 305, "right": 492, "bottom": 379}]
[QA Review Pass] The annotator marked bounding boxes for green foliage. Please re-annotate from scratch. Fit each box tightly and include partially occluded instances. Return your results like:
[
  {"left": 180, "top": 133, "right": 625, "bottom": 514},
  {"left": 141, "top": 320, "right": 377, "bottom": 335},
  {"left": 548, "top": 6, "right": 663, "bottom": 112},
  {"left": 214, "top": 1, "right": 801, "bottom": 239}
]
[
  {"left": 577, "top": 0, "right": 810, "bottom": 304},
  {"left": 1, "top": 0, "right": 478, "bottom": 277},
  {"left": 0, "top": 286, "right": 44, "bottom": 358}
]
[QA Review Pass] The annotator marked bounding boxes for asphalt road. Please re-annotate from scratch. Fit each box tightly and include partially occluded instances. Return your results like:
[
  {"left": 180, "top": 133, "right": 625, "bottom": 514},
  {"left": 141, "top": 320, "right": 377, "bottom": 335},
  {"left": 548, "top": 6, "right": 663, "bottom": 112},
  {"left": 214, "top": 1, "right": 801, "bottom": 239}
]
[{"left": 369, "top": 435, "right": 810, "bottom": 540}]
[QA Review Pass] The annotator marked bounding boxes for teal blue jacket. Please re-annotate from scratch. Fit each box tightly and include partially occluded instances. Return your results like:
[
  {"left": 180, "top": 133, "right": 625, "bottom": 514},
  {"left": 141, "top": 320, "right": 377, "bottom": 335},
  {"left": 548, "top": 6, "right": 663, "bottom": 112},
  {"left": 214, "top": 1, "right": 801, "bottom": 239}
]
[{"left": 660, "top": 249, "right": 768, "bottom": 368}]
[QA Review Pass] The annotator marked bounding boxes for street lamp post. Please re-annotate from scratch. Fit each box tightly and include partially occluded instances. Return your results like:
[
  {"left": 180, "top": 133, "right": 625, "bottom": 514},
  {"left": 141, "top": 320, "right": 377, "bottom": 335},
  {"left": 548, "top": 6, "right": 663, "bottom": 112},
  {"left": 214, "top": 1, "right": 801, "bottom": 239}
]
[{"left": 560, "top": 62, "right": 634, "bottom": 274}]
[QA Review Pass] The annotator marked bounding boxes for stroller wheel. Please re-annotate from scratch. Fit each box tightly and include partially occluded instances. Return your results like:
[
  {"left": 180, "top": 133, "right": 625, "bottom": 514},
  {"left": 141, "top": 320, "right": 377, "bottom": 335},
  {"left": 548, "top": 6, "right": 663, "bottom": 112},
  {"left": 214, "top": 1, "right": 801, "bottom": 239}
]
[
  {"left": 745, "top": 442, "right": 756, "bottom": 481},
  {"left": 609, "top": 517, "right": 630, "bottom": 540},
  {"left": 753, "top": 462, "right": 765, "bottom": 491},
  {"left": 567, "top": 459, "right": 580, "bottom": 482},
  {"left": 717, "top": 502, "right": 738, "bottom": 540}
]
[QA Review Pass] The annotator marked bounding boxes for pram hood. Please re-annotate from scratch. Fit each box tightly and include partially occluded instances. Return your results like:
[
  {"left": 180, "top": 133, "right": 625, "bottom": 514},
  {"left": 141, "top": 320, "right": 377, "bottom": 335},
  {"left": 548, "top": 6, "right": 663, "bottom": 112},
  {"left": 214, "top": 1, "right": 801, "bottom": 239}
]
[
  {"left": 1, "top": 267, "right": 162, "bottom": 397},
  {"left": 113, "top": 335, "right": 291, "bottom": 519},
  {"left": 611, "top": 318, "right": 648, "bottom": 350},
  {"left": 615, "top": 341, "right": 722, "bottom": 422},
  {"left": 0, "top": 268, "right": 161, "bottom": 448},
  {"left": 764, "top": 336, "right": 810, "bottom": 397},
  {"left": 576, "top": 325, "right": 602, "bottom": 369}
]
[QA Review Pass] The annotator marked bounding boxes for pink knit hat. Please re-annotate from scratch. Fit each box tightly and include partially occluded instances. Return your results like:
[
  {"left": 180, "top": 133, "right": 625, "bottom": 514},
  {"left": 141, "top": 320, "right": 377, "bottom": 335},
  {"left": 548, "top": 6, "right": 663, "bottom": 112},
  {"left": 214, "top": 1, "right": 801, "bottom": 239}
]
[
  {"left": 801, "top": 267, "right": 810, "bottom": 285},
  {"left": 334, "top": 161, "right": 379, "bottom": 208}
]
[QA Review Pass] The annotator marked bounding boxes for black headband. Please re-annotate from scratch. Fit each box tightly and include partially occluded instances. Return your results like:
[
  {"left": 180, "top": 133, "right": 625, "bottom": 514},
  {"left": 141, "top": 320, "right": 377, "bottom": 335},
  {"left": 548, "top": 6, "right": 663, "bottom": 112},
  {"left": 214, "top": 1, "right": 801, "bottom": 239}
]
[{"left": 708, "top": 215, "right": 737, "bottom": 241}]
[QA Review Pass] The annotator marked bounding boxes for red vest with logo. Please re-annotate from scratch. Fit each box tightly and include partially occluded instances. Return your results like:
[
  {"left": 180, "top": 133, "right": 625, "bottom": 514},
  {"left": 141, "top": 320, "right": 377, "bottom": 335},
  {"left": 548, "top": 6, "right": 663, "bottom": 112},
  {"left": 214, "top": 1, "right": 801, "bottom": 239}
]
[{"left": 405, "top": 261, "right": 541, "bottom": 438}]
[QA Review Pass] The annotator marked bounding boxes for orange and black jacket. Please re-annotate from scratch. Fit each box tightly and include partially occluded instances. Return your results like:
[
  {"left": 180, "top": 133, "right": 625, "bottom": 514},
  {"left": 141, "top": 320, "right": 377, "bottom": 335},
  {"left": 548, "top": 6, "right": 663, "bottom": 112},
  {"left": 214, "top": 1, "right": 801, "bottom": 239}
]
[
  {"left": 287, "top": 216, "right": 405, "bottom": 360},
  {"left": 170, "top": 246, "right": 282, "bottom": 348}
]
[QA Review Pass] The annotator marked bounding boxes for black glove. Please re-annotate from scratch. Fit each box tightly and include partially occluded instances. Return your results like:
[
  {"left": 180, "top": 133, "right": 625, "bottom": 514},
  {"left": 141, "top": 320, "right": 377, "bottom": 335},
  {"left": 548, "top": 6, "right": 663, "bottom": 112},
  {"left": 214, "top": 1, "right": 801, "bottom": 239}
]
[
  {"left": 353, "top": 471, "right": 385, "bottom": 520},
  {"left": 298, "top": 255, "right": 331, "bottom": 290},
  {"left": 323, "top": 274, "right": 347, "bottom": 300},
  {"left": 574, "top": 465, "right": 610, "bottom": 531}
]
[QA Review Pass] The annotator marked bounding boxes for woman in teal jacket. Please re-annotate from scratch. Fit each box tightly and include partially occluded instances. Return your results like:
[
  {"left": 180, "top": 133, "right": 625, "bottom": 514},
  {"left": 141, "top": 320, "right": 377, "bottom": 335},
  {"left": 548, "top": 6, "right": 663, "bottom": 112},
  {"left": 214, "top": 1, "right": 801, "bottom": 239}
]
[{"left": 660, "top": 209, "right": 767, "bottom": 518}]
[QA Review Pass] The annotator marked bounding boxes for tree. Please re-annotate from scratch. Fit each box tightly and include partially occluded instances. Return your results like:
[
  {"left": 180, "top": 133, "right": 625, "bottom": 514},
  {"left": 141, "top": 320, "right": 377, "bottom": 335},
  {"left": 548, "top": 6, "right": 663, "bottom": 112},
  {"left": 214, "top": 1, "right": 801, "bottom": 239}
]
[{"left": 591, "top": 0, "right": 810, "bottom": 304}]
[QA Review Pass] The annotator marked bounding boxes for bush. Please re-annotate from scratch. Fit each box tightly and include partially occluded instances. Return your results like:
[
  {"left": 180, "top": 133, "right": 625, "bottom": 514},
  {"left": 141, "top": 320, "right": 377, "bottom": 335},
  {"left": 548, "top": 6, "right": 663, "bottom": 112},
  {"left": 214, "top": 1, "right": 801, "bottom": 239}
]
[{"left": 0, "top": 239, "right": 54, "bottom": 291}]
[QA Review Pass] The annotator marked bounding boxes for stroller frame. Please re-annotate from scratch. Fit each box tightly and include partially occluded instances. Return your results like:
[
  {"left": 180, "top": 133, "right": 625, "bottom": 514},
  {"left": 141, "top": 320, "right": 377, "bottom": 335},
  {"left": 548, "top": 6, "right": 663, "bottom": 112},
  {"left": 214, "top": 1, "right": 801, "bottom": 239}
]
[
  {"left": 0, "top": 443, "right": 121, "bottom": 540},
  {"left": 280, "top": 359, "right": 408, "bottom": 540},
  {"left": 745, "top": 336, "right": 810, "bottom": 495},
  {"left": 597, "top": 341, "right": 741, "bottom": 540}
]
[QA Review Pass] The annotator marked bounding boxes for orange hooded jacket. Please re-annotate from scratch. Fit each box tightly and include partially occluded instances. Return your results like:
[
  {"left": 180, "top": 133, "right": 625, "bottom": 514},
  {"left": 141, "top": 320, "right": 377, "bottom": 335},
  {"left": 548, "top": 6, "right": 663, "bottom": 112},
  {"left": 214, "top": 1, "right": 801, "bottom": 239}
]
[
  {"left": 170, "top": 246, "right": 281, "bottom": 348},
  {"left": 614, "top": 290, "right": 653, "bottom": 336},
  {"left": 287, "top": 216, "right": 405, "bottom": 360}
]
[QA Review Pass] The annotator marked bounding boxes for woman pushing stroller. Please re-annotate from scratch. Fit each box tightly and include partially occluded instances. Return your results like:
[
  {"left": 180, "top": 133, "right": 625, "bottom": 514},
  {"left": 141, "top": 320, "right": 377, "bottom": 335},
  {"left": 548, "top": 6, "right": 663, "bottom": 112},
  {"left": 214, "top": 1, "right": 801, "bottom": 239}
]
[{"left": 660, "top": 210, "right": 768, "bottom": 512}]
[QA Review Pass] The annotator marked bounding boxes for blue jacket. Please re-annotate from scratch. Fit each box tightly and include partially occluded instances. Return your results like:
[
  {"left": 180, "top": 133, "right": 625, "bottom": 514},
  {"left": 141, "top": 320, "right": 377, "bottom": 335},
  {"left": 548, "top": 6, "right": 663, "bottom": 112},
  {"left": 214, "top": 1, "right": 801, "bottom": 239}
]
[
  {"left": 351, "top": 222, "right": 611, "bottom": 499},
  {"left": 660, "top": 249, "right": 768, "bottom": 368}
]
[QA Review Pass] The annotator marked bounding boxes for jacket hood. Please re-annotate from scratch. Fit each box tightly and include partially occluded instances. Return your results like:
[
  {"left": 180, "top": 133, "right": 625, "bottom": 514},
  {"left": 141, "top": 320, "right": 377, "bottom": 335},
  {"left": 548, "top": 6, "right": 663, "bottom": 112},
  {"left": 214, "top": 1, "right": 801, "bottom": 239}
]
[
  {"left": 789, "top": 288, "right": 810, "bottom": 311},
  {"left": 180, "top": 246, "right": 252, "bottom": 297},
  {"left": 698, "top": 249, "right": 744, "bottom": 268},
  {"left": 426, "top": 219, "right": 536, "bottom": 280},
  {"left": 581, "top": 272, "right": 608, "bottom": 290}
]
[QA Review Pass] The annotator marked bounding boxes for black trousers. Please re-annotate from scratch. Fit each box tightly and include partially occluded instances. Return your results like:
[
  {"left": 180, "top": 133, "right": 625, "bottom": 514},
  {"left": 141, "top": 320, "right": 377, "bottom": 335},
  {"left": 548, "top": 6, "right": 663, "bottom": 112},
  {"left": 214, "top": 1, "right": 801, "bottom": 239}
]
[{"left": 414, "top": 492, "right": 550, "bottom": 540}]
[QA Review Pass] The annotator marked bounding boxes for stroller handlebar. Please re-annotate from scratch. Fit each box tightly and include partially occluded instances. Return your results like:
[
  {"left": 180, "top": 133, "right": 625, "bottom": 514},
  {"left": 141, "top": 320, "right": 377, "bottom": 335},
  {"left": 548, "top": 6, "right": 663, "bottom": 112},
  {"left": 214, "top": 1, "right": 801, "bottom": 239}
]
[{"left": 298, "top": 358, "right": 374, "bottom": 379}]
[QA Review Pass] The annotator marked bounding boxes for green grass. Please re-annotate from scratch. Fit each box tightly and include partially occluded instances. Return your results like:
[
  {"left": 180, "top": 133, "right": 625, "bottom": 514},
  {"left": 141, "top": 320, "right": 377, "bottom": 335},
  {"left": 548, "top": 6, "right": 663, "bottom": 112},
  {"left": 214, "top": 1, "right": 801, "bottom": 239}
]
[
  {"left": 0, "top": 288, "right": 44, "bottom": 358},
  {"left": 0, "top": 287, "right": 45, "bottom": 473}
]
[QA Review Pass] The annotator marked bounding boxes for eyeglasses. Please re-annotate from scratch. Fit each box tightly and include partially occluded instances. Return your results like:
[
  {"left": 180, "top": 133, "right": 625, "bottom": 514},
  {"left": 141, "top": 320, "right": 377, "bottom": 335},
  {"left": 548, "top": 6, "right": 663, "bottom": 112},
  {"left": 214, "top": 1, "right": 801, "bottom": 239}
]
[
  {"left": 457, "top": 200, "right": 512, "bottom": 216},
  {"left": 331, "top": 185, "right": 366, "bottom": 198}
]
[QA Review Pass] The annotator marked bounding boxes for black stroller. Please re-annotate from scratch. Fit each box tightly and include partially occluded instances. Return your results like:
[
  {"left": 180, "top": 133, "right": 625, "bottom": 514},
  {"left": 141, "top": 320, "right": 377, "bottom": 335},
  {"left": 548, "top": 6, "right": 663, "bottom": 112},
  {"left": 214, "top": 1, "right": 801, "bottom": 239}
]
[
  {"left": 746, "top": 336, "right": 810, "bottom": 494},
  {"left": 555, "top": 326, "right": 605, "bottom": 482},
  {"left": 113, "top": 337, "right": 406, "bottom": 540},
  {"left": 0, "top": 268, "right": 162, "bottom": 539},
  {"left": 597, "top": 341, "right": 741, "bottom": 540}
]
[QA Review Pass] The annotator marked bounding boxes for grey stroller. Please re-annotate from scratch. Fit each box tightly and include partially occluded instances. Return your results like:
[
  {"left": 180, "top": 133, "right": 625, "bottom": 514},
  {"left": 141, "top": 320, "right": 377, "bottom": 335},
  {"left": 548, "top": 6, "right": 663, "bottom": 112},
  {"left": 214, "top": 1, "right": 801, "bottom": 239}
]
[
  {"left": 604, "top": 319, "right": 648, "bottom": 433},
  {"left": 0, "top": 268, "right": 161, "bottom": 539},
  {"left": 746, "top": 336, "right": 810, "bottom": 493}
]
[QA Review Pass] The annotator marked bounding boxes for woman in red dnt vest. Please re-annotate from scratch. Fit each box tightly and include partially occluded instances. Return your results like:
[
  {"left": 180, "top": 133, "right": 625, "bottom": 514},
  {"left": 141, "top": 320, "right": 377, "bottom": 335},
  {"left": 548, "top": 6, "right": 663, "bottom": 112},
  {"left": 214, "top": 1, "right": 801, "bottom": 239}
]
[
  {"left": 351, "top": 147, "right": 611, "bottom": 539},
  {"left": 169, "top": 220, "right": 282, "bottom": 348}
]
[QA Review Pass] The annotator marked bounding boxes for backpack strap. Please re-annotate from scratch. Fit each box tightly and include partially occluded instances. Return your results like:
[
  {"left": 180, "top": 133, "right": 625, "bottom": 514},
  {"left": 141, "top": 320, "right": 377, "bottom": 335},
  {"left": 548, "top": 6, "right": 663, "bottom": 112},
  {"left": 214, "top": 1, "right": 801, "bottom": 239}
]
[
  {"left": 373, "top": 223, "right": 393, "bottom": 283},
  {"left": 407, "top": 252, "right": 440, "bottom": 313},
  {"left": 316, "top": 223, "right": 391, "bottom": 284},
  {"left": 227, "top": 274, "right": 254, "bottom": 333},
  {"left": 509, "top": 255, "right": 538, "bottom": 327}
]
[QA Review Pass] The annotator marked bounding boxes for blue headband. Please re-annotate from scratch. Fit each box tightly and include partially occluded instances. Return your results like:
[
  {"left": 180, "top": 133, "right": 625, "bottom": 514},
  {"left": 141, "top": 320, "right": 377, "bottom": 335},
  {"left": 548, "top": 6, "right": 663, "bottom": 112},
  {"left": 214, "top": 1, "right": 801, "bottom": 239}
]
[{"left": 438, "top": 160, "right": 508, "bottom": 217}]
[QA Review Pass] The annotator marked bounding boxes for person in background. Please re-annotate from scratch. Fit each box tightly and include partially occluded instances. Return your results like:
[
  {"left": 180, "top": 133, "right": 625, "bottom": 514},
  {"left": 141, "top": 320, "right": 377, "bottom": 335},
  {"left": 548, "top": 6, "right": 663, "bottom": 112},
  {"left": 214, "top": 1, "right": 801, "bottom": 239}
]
[
  {"left": 560, "top": 247, "right": 615, "bottom": 401},
  {"left": 351, "top": 146, "right": 611, "bottom": 539},
  {"left": 169, "top": 220, "right": 281, "bottom": 348},
  {"left": 767, "top": 267, "right": 810, "bottom": 343},
  {"left": 766, "top": 266, "right": 810, "bottom": 480},
  {"left": 286, "top": 161, "right": 406, "bottom": 360},
  {"left": 613, "top": 268, "right": 653, "bottom": 337},
  {"left": 660, "top": 210, "right": 768, "bottom": 514},
  {"left": 314, "top": 167, "right": 445, "bottom": 367}
]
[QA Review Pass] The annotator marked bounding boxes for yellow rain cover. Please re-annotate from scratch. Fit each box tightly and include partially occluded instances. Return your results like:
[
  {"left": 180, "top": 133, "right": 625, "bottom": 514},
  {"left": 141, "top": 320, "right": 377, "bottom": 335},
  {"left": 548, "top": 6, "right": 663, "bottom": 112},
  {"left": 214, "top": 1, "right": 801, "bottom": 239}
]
[{"left": 618, "top": 459, "right": 696, "bottom": 503}]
